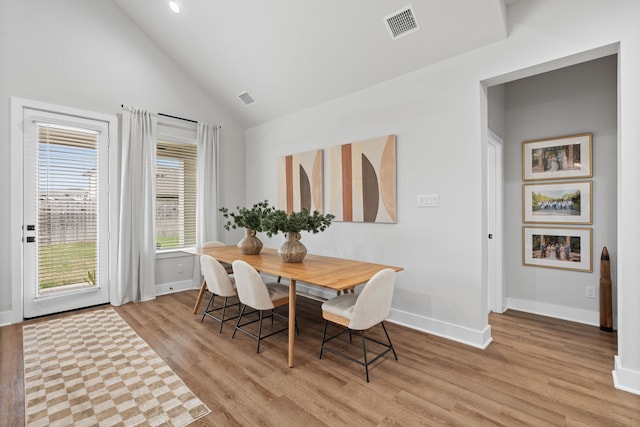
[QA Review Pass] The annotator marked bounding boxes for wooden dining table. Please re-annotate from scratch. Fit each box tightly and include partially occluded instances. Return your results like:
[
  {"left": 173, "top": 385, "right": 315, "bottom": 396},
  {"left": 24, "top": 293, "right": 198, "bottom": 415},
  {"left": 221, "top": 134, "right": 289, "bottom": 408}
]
[{"left": 186, "top": 245, "right": 403, "bottom": 367}]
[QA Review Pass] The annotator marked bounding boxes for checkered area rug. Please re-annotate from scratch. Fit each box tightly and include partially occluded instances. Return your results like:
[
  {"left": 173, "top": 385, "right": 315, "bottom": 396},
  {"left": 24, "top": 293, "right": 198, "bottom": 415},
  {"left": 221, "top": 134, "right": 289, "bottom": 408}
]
[{"left": 23, "top": 308, "right": 210, "bottom": 427}]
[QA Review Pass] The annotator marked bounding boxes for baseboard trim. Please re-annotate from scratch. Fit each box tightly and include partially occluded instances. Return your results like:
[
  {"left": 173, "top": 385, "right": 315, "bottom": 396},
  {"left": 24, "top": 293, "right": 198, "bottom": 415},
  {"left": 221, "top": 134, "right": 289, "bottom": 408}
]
[
  {"left": 269, "top": 276, "right": 493, "bottom": 349},
  {"left": 0, "top": 310, "right": 14, "bottom": 327},
  {"left": 506, "top": 297, "right": 599, "bottom": 326},
  {"left": 388, "top": 307, "right": 493, "bottom": 349},
  {"left": 156, "top": 280, "right": 198, "bottom": 296},
  {"left": 613, "top": 355, "right": 640, "bottom": 395}
]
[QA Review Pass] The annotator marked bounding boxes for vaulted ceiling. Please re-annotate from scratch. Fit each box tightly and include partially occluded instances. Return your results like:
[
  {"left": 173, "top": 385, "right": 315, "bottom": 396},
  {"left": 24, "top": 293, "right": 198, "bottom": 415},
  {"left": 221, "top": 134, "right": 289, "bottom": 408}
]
[{"left": 113, "top": 0, "right": 513, "bottom": 128}]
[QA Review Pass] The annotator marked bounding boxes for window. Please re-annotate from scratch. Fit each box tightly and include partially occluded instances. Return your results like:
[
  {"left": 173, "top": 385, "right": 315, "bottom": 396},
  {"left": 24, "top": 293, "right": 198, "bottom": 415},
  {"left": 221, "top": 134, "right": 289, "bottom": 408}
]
[
  {"left": 156, "top": 140, "right": 197, "bottom": 250},
  {"left": 37, "top": 123, "right": 100, "bottom": 291}
]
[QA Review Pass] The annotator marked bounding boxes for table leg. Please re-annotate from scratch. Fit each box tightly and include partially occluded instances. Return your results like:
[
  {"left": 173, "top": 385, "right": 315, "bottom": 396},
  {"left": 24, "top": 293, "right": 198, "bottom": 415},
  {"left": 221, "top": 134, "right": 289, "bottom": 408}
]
[
  {"left": 288, "top": 279, "right": 296, "bottom": 368},
  {"left": 192, "top": 278, "right": 207, "bottom": 314}
]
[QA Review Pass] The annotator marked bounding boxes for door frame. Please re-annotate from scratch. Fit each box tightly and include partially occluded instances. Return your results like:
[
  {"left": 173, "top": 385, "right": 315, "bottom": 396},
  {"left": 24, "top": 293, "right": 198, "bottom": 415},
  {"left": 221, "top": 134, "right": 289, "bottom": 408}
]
[
  {"left": 9, "top": 97, "right": 117, "bottom": 323},
  {"left": 487, "top": 129, "right": 505, "bottom": 314}
]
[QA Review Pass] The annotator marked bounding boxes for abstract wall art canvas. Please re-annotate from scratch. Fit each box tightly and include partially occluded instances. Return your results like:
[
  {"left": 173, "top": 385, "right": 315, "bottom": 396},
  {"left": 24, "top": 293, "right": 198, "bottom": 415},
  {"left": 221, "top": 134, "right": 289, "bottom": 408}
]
[
  {"left": 328, "top": 135, "right": 396, "bottom": 223},
  {"left": 277, "top": 149, "right": 324, "bottom": 214}
]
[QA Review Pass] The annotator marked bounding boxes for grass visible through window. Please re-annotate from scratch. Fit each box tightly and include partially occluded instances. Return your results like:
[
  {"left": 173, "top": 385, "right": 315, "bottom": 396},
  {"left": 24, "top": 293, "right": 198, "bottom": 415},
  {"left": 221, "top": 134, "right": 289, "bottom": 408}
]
[
  {"left": 156, "top": 235, "right": 180, "bottom": 249},
  {"left": 38, "top": 241, "right": 97, "bottom": 289}
]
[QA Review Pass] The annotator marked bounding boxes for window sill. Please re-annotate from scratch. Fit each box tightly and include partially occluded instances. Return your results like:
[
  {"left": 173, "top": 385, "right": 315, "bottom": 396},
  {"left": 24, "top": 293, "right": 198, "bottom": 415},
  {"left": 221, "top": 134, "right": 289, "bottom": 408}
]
[{"left": 156, "top": 248, "right": 195, "bottom": 260}]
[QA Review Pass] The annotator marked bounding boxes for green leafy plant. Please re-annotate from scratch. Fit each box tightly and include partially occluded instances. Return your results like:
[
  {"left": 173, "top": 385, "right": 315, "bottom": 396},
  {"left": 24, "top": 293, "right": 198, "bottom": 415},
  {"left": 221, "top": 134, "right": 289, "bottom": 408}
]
[
  {"left": 219, "top": 200, "right": 275, "bottom": 232},
  {"left": 85, "top": 270, "right": 97, "bottom": 287},
  {"left": 262, "top": 208, "right": 335, "bottom": 238}
]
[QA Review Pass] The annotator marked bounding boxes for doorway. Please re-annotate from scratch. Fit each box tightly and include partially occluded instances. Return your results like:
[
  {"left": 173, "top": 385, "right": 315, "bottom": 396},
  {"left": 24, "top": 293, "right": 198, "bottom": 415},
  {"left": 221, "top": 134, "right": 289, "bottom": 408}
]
[
  {"left": 15, "top": 100, "right": 114, "bottom": 318},
  {"left": 486, "top": 130, "right": 504, "bottom": 314}
]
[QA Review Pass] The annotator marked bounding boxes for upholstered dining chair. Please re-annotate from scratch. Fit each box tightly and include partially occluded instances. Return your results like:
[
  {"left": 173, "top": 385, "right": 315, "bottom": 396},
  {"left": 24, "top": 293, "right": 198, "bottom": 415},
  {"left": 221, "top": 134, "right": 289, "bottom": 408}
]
[
  {"left": 231, "top": 260, "right": 294, "bottom": 353},
  {"left": 201, "top": 240, "right": 233, "bottom": 273},
  {"left": 200, "top": 255, "right": 240, "bottom": 332},
  {"left": 319, "top": 268, "right": 398, "bottom": 382},
  {"left": 192, "top": 241, "right": 234, "bottom": 314}
]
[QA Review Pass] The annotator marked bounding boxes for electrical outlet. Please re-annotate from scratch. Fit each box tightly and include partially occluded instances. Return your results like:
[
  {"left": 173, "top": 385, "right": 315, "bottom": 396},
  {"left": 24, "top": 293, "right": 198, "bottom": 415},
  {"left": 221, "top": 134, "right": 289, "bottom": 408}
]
[
  {"left": 177, "top": 263, "right": 184, "bottom": 273},
  {"left": 585, "top": 286, "right": 596, "bottom": 299}
]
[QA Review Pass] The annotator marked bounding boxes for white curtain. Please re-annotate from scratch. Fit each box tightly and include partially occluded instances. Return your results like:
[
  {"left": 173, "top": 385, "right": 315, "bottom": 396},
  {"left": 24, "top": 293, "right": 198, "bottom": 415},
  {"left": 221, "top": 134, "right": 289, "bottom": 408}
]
[
  {"left": 115, "top": 106, "right": 157, "bottom": 305},
  {"left": 193, "top": 122, "right": 219, "bottom": 285},
  {"left": 196, "top": 122, "right": 219, "bottom": 246}
]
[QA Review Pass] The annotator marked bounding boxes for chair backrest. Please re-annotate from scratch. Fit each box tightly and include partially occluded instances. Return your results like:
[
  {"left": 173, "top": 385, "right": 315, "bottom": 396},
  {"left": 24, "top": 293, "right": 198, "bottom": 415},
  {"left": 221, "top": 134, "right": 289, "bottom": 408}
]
[
  {"left": 200, "top": 255, "right": 236, "bottom": 297},
  {"left": 200, "top": 241, "right": 225, "bottom": 274},
  {"left": 349, "top": 268, "right": 396, "bottom": 330},
  {"left": 232, "top": 260, "right": 276, "bottom": 310},
  {"left": 202, "top": 240, "right": 225, "bottom": 249}
]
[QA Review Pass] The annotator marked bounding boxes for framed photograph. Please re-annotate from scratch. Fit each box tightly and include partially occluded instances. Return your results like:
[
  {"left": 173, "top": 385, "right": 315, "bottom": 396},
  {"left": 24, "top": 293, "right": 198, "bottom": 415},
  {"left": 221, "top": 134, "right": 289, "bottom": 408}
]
[
  {"left": 522, "top": 181, "right": 592, "bottom": 224},
  {"left": 522, "top": 227, "right": 592, "bottom": 272},
  {"left": 522, "top": 133, "right": 592, "bottom": 181}
]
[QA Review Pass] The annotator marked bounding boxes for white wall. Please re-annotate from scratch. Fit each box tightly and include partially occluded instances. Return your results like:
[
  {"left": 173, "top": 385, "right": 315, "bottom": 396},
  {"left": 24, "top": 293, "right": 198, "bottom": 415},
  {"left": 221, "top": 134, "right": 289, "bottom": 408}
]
[
  {"left": 503, "top": 55, "right": 617, "bottom": 325},
  {"left": 244, "top": 0, "right": 640, "bottom": 393},
  {"left": 0, "top": 0, "right": 245, "bottom": 321}
]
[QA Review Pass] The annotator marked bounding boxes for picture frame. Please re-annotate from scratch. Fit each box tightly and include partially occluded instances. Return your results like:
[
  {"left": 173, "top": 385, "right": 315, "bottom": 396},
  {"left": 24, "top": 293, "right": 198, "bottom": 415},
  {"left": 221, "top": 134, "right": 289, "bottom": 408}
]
[
  {"left": 522, "top": 133, "right": 592, "bottom": 181},
  {"left": 328, "top": 135, "right": 397, "bottom": 223},
  {"left": 522, "top": 226, "right": 592, "bottom": 272},
  {"left": 276, "top": 149, "right": 324, "bottom": 214},
  {"left": 522, "top": 181, "right": 592, "bottom": 224}
]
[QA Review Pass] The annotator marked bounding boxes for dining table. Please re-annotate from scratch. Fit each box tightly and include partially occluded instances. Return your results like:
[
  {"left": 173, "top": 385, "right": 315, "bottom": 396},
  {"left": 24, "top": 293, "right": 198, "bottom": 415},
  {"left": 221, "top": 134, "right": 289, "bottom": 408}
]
[{"left": 185, "top": 245, "right": 403, "bottom": 367}]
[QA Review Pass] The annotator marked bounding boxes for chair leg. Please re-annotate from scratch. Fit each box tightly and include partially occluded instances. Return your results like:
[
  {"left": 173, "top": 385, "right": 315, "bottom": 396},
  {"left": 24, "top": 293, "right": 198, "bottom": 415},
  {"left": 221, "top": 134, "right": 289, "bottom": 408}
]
[
  {"left": 319, "top": 320, "right": 329, "bottom": 358},
  {"left": 233, "top": 304, "right": 247, "bottom": 339},
  {"left": 360, "top": 330, "right": 370, "bottom": 383},
  {"left": 233, "top": 306, "right": 289, "bottom": 353},
  {"left": 256, "top": 310, "right": 264, "bottom": 353},
  {"left": 201, "top": 293, "right": 216, "bottom": 323},
  {"left": 320, "top": 320, "right": 329, "bottom": 359},
  {"left": 319, "top": 322, "right": 396, "bottom": 382},
  {"left": 219, "top": 297, "right": 228, "bottom": 333},
  {"left": 381, "top": 322, "right": 398, "bottom": 360}
]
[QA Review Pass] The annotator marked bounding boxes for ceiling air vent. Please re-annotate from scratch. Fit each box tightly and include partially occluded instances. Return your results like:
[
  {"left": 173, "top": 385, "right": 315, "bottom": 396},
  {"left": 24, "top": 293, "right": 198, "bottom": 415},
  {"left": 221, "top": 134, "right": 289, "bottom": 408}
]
[
  {"left": 237, "top": 91, "right": 256, "bottom": 106},
  {"left": 384, "top": 5, "right": 420, "bottom": 40}
]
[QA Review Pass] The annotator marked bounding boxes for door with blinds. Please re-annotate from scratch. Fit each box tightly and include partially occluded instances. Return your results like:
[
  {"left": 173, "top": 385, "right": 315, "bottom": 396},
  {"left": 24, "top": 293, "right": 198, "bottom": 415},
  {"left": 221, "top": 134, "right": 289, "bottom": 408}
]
[{"left": 23, "top": 108, "right": 110, "bottom": 318}]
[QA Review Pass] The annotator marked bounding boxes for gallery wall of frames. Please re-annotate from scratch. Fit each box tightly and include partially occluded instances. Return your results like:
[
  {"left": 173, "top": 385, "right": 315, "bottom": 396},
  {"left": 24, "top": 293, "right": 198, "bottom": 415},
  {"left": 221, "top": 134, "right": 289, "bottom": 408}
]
[{"left": 521, "top": 133, "right": 593, "bottom": 272}]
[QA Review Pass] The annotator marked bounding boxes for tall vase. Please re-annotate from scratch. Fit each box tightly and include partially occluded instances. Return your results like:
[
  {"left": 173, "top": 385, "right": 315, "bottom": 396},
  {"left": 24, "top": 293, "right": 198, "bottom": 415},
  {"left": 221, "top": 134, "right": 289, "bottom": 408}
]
[
  {"left": 237, "top": 228, "right": 263, "bottom": 255},
  {"left": 278, "top": 232, "right": 307, "bottom": 263}
]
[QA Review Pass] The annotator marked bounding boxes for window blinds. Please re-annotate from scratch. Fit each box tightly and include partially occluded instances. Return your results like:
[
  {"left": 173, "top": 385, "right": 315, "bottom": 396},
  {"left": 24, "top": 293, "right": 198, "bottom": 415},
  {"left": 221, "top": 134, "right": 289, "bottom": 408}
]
[
  {"left": 37, "top": 124, "right": 99, "bottom": 290},
  {"left": 156, "top": 140, "right": 197, "bottom": 249}
]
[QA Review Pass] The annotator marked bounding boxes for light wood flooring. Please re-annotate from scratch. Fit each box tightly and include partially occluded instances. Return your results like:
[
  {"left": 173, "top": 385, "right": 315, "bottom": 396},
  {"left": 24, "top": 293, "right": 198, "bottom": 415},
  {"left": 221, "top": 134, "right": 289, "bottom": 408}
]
[{"left": 1, "top": 290, "right": 639, "bottom": 426}]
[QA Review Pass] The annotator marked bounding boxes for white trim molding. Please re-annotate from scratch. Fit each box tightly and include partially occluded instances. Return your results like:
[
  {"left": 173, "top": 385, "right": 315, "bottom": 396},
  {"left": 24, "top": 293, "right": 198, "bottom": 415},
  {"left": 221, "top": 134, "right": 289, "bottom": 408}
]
[
  {"left": 389, "top": 307, "right": 493, "bottom": 349},
  {"left": 506, "top": 297, "right": 599, "bottom": 326},
  {"left": 0, "top": 310, "right": 15, "bottom": 327},
  {"left": 9, "top": 97, "right": 117, "bottom": 324},
  {"left": 155, "top": 280, "right": 198, "bottom": 296},
  {"left": 613, "top": 356, "right": 640, "bottom": 395}
]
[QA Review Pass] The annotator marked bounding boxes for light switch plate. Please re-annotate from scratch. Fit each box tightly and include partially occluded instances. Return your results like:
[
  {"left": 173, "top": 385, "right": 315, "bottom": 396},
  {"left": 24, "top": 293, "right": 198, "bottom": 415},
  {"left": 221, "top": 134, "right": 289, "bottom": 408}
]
[{"left": 418, "top": 194, "right": 439, "bottom": 207}]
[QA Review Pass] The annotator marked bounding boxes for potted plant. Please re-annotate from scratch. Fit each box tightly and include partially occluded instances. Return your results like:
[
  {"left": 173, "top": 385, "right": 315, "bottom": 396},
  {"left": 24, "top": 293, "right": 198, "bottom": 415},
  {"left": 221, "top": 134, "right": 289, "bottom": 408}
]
[
  {"left": 219, "top": 200, "right": 274, "bottom": 254},
  {"left": 263, "top": 208, "right": 335, "bottom": 262}
]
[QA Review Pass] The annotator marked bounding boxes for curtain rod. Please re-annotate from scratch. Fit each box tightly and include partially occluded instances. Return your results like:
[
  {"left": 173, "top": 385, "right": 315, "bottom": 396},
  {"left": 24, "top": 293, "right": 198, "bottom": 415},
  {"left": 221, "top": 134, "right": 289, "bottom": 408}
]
[
  {"left": 158, "top": 112, "right": 197, "bottom": 124},
  {"left": 120, "top": 105, "right": 221, "bottom": 127}
]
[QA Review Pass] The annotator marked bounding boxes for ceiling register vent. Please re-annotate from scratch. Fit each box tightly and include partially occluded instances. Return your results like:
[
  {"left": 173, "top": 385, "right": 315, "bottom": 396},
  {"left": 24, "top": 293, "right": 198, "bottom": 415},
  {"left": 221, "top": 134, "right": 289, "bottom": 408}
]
[
  {"left": 384, "top": 5, "right": 420, "bottom": 40},
  {"left": 237, "top": 91, "right": 256, "bottom": 106}
]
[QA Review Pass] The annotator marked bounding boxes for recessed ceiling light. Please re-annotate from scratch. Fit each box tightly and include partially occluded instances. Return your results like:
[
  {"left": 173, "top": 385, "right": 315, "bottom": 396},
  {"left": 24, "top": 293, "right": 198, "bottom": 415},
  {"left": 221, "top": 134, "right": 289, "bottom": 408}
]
[{"left": 169, "top": 1, "right": 180, "bottom": 14}]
